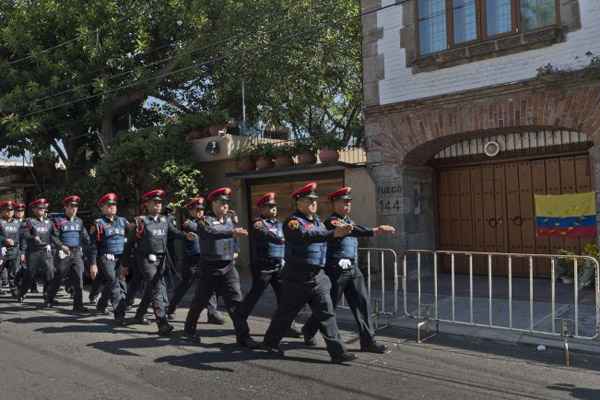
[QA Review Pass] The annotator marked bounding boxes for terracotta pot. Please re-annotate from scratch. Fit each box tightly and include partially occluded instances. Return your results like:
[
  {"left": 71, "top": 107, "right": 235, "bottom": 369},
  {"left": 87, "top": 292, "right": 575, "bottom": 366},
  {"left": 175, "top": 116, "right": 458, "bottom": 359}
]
[
  {"left": 274, "top": 155, "right": 294, "bottom": 168},
  {"left": 237, "top": 157, "right": 256, "bottom": 172},
  {"left": 256, "top": 156, "right": 274, "bottom": 170},
  {"left": 297, "top": 151, "right": 317, "bottom": 165},
  {"left": 318, "top": 148, "right": 339, "bottom": 163}
]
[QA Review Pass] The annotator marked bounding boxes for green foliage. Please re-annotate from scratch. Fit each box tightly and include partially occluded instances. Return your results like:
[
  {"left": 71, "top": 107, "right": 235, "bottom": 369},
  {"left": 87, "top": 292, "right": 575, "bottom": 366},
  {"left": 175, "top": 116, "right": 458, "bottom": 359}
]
[
  {"left": 272, "top": 143, "right": 296, "bottom": 157},
  {"left": 232, "top": 142, "right": 256, "bottom": 160},
  {"left": 0, "top": 0, "right": 363, "bottom": 169},
  {"left": 179, "top": 109, "right": 230, "bottom": 131},
  {"left": 252, "top": 142, "right": 276, "bottom": 158},
  {"left": 313, "top": 134, "right": 345, "bottom": 150},
  {"left": 93, "top": 126, "right": 204, "bottom": 213},
  {"left": 292, "top": 138, "right": 317, "bottom": 154}
]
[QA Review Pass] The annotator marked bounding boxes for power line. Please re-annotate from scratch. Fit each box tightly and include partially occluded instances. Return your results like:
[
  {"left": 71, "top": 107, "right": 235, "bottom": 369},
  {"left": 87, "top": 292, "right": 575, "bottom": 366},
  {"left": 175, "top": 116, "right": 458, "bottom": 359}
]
[
  {"left": 19, "top": 18, "right": 337, "bottom": 119},
  {"left": 15, "top": 12, "right": 320, "bottom": 110},
  {"left": 6, "top": 15, "right": 131, "bottom": 66}
]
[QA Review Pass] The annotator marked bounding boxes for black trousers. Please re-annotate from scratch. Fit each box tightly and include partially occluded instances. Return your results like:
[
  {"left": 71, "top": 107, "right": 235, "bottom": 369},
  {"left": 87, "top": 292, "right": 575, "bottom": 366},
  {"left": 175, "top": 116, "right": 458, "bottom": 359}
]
[
  {"left": 96, "top": 254, "right": 127, "bottom": 318},
  {"left": 1, "top": 257, "right": 20, "bottom": 289},
  {"left": 135, "top": 254, "right": 169, "bottom": 325},
  {"left": 19, "top": 249, "right": 55, "bottom": 296},
  {"left": 239, "top": 260, "right": 283, "bottom": 319},
  {"left": 302, "top": 263, "right": 376, "bottom": 347},
  {"left": 46, "top": 248, "right": 85, "bottom": 307},
  {"left": 184, "top": 262, "right": 249, "bottom": 340},
  {"left": 263, "top": 269, "right": 346, "bottom": 358},
  {"left": 167, "top": 255, "right": 218, "bottom": 315}
]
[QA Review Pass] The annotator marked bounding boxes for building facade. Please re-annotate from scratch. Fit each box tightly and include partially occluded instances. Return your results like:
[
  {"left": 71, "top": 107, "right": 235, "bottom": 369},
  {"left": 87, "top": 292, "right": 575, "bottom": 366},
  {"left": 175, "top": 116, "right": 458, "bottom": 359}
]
[{"left": 362, "top": 0, "right": 600, "bottom": 269}]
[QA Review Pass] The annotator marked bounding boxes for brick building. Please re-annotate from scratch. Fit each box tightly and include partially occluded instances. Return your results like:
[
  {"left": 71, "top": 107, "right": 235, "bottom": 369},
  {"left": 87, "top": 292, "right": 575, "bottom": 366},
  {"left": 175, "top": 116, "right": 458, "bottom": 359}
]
[{"left": 362, "top": 0, "right": 600, "bottom": 268}]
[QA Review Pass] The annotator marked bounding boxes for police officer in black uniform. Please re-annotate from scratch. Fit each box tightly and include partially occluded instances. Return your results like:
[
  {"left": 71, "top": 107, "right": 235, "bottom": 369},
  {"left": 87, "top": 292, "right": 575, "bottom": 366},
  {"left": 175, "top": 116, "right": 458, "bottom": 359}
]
[
  {"left": 166, "top": 197, "right": 222, "bottom": 323},
  {"left": 301, "top": 186, "right": 396, "bottom": 353},
  {"left": 18, "top": 198, "right": 59, "bottom": 304},
  {"left": 261, "top": 182, "right": 356, "bottom": 363},
  {"left": 126, "top": 189, "right": 195, "bottom": 336},
  {"left": 13, "top": 202, "right": 27, "bottom": 293},
  {"left": 45, "top": 195, "right": 93, "bottom": 313},
  {"left": 183, "top": 187, "right": 259, "bottom": 348},
  {"left": 239, "top": 192, "right": 301, "bottom": 337},
  {"left": 0, "top": 200, "right": 25, "bottom": 298},
  {"left": 89, "top": 193, "right": 131, "bottom": 325}
]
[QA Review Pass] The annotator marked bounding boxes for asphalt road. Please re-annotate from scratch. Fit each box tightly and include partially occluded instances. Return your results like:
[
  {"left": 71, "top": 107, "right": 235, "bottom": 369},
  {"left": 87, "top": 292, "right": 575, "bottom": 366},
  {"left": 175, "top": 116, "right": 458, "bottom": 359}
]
[{"left": 1, "top": 291, "right": 600, "bottom": 400}]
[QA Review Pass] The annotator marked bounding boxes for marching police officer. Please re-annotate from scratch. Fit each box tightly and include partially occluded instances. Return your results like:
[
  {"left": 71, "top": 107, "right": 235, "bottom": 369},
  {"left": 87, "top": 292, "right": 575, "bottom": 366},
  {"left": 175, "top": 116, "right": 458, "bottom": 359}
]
[
  {"left": 261, "top": 182, "right": 356, "bottom": 363},
  {"left": 239, "top": 192, "right": 301, "bottom": 337},
  {"left": 301, "top": 186, "right": 396, "bottom": 353},
  {"left": 18, "top": 198, "right": 59, "bottom": 304},
  {"left": 126, "top": 189, "right": 194, "bottom": 336},
  {"left": 166, "top": 197, "right": 222, "bottom": 323},
  {"left": 89, "top": 193, "right": 130, "bottom": 324},
  {"left": 45, "top": 195, "right": 93, "bottom": 313},
  {"left": 13, "top": 202, "right": 28, "bottom": 293},
  {"left": 183, "top": 187, "right": 259, "bottom": 348},
  {"left": 0, "top": 200, "right": 25, "bottom": 298}
]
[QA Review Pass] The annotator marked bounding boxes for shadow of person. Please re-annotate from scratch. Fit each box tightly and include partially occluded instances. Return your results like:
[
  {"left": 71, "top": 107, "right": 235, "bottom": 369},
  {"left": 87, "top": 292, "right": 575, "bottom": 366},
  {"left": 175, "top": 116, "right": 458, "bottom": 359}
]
[
  {"left": 36, "top": 323, "right": 115, "bottom": 335},
  {"left": 89, "top": 335, "right": 181, "bottom": 357},
  {"left": 548, "top": 383, "right": 600, "bottom": 399}
]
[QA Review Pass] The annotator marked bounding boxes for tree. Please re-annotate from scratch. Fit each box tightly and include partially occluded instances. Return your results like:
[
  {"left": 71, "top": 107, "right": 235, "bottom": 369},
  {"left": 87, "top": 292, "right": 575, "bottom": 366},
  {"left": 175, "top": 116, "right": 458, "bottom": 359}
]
[{"left": 0, "top": 0, "right": 363, "bottom": 176}]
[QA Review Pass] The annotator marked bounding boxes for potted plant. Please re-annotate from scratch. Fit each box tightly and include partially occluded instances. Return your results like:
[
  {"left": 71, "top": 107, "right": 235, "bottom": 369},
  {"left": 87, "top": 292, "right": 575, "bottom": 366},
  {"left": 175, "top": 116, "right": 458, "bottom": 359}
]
[
  {"left": 233, "top": 144, "right": 256, "bottom": 172},
  {"left": 253, "top": 143, "right": 276, "bottom": 170},
  {"left": 581, "top": 243, "right": 599, "bottom": 290},
  {"left": 314, "top": 134, "right": 345, "bottom": 163},
  {"left": 294, "top": 139, "right": 317, "bottom": 165},
  {"left": 272, "top": 144, "right": 295, "bottom": 168}
]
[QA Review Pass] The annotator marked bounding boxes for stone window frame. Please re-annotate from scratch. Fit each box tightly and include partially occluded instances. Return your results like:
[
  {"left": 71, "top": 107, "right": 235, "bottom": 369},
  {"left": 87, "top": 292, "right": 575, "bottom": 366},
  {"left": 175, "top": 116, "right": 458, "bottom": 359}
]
[{"left": 404, "top": 0, "right": 581, "bottom": 72}]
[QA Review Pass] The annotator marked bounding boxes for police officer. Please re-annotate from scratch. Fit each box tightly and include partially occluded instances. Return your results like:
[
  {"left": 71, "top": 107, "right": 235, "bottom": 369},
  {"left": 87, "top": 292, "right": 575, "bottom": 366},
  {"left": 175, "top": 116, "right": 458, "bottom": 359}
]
[
  {"left": 45, "top": 195, "right": 93, "bottom": 313},
  {"left": 18, "top": 198, "right": 59, "bottom": 304},
  {"left": 166, "top": 197, "right": 222, "bottom": 323},
  {"left": 89, "top": 193, "right": 130, "bottom": 325},
  {"left": 126, "top": 189, "right": 195, "bottom": 336},
  {"left": 183, "top": 187, "right": 258, "bottom": 348},
  {"left": 239, "top": 192, "right": 301, "bottom": 337},
  {"left": 301, "top": 186, "right": 396, "bottom": 353},
  {"left": 261, "top": 182, "right": 356, "bottom": 364},
  {"left": 13, "top": 202, "right": 27, "bottom": 293},
  {"left": 0, "top": 200, "right": 25, "bottom": 298}
]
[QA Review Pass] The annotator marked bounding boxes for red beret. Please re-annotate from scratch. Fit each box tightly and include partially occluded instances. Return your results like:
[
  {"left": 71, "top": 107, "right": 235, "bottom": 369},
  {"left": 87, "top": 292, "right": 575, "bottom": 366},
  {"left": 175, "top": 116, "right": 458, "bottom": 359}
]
[
  {"left": 29, "top": 198, "right": 49, "bottom": 208},
  {"left": 142, "top": 189, "right": 166, "bottom": 202},
  {"left": 291, "top": 182, "right": 318, "bottom": 200},
  {"left": 0, "top": 200, "right": 15, "bottom": 210},
  {"left": 15, "top": 202, "right": 25, "bottom": 211},
  {"left": 63, "top": 195, "right": 81, "bottom": 206},
  {"left": 97, "top": 193, "right": 118, "bottom": 207},
  {"left": 207, "top": 187, "right": 232, "bottom": 202},
  {"left": 329, "top": 186, "right": 352, "bottom": 201},
  {"left": 256, "top": 192, "right": 277, "bottom": 207},
  {"left": 186, "top": 197, "right": 206, "bottom": 210}
]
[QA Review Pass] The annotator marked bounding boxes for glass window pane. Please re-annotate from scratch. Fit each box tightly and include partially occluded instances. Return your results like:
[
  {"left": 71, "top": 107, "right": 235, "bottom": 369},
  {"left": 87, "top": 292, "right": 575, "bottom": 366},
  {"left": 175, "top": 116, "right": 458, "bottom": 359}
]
[
  {"left": 453, "top": 0, "right": 477, "bottom": 44},
  {"left": 419, "top": 0, "right": 448, "bottom": 55},
  {"left": 521, "top": 0, "right": 556, "bottom": 31},
  {"left": 486, "top": 0, "right": 512, "bottom": 36}
]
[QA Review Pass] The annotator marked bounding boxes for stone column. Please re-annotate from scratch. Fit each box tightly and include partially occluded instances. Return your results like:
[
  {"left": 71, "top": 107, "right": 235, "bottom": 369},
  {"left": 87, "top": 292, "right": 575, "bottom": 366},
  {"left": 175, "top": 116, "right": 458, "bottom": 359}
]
[{"left": 588, "top": 145, "right": 600, "bottom": 247}]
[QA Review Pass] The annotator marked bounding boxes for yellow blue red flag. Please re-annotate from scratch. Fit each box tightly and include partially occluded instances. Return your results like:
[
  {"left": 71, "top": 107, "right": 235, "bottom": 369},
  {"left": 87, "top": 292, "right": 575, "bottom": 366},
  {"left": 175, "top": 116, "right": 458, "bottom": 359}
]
[{"left": 534, "top": 192, "right": 597, "bottom": 237}]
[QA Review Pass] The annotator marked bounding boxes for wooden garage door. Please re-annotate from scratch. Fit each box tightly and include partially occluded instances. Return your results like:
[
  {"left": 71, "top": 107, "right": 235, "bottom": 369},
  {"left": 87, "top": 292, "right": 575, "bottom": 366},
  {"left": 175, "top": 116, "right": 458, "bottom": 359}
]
[{"left": 437, "top": 154, "right": 593, "bottom": 276}]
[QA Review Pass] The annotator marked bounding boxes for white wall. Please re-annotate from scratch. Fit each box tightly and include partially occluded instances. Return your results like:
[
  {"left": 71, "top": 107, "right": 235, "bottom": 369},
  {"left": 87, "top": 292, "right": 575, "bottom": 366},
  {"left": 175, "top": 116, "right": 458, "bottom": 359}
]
[{"left": 377, "top": 0, "right": 600, "bottom": 105}]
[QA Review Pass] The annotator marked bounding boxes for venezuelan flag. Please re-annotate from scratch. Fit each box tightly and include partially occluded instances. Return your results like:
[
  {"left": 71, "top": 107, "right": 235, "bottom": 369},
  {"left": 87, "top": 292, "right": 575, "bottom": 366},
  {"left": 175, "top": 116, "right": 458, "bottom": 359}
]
[{"left": 535, "top": 192, "right": 597, "bottom": 237}]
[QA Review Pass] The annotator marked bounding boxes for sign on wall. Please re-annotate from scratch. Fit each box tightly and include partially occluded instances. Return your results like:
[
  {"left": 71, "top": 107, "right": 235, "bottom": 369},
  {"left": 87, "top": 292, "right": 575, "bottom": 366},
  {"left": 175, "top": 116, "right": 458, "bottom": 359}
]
[{"left": 376, "top": 178, "right": 403, "bottom": 216}]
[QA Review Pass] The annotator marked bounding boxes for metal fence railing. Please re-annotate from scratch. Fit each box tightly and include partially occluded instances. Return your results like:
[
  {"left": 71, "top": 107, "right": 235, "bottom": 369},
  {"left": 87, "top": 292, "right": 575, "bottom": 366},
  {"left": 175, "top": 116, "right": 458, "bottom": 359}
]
[{"left": 403, "top": 250, "right": 600, "bottom": 341}]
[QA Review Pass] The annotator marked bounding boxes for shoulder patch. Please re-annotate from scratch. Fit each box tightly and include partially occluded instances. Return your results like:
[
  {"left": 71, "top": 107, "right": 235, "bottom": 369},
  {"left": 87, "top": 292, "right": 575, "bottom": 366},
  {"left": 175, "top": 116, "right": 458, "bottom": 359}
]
[
  {"left": 287, "top": 219, "right": 300, "bottom": 230},
  {"left": 329, "top": 218, "right": 342, "bottom": 227},
  {"left": 253, "top": 220, "right": 264, "bottom": 229}
]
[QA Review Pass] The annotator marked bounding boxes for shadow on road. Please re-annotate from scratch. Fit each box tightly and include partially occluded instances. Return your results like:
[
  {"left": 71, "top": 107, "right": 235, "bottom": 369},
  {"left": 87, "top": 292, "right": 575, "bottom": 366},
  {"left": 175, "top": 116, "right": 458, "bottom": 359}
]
[{"left": 548, "top": 383, "right": 600, "bottom": 399}]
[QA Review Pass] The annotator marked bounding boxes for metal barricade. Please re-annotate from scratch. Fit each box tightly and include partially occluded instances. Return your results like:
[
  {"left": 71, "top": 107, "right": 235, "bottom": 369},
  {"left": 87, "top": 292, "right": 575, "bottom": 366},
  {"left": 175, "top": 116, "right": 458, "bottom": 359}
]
[
  {"left": 403, "top": 250, "right": 600, "bottom": 341},
  {"left": 336, "top": 248, "right": 401, "bottom": 328}
]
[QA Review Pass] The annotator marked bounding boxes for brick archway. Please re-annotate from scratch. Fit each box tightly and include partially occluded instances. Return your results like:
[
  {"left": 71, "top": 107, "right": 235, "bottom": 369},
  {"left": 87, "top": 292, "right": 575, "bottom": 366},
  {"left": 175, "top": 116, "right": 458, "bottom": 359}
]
[{"left": 365, "top": 83, "right": 600, "bottom": 167}]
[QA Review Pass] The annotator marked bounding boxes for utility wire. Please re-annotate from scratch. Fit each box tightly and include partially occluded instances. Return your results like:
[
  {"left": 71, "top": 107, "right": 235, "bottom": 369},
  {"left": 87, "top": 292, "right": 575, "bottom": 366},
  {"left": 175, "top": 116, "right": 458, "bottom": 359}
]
[{"left": 20, "top": 18, "right": 336, "bottom": 119}]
